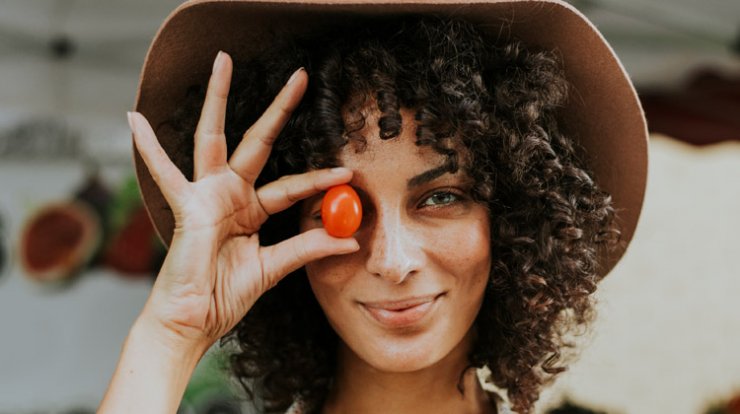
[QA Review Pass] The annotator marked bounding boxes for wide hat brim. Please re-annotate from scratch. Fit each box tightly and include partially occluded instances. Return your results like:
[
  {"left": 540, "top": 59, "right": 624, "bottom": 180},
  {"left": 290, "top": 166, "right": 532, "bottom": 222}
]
[{"left": 133, "top": 0, "right": 649, "bottom": 278}]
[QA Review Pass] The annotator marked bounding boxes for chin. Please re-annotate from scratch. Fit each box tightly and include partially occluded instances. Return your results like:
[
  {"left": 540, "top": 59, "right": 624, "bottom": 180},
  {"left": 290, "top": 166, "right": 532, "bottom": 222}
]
[{"left": 345, "top": 327, "right": 454, "bottom": 373}]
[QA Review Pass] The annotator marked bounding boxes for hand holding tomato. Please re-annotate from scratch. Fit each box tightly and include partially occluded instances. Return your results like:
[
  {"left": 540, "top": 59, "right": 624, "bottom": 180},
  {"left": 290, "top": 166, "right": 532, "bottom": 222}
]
[
  {"left": 101, "top": 51, "right": 363, "bottom": 414},
  {"left": 121, "top": 52, "right": 360, "bottom": 355}
]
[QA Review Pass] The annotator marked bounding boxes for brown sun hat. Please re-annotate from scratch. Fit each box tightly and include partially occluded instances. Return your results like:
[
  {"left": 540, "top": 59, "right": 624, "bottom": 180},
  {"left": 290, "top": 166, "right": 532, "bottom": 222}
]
[{"left": 132, "top": 0, "right": 649, "bottom": 277}]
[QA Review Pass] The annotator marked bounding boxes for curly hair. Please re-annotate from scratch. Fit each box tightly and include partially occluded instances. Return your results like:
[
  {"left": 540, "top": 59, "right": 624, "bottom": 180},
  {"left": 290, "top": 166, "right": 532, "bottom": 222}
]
[{"left": 164, "top": 14, "right": 619, "bottom": 414}]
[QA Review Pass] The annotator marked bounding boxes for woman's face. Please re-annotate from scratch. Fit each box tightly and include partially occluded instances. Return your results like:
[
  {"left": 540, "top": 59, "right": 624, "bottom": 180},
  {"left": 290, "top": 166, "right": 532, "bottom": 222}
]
[{"left": 299, "top": 106, "right": 491, "bottom": 373}]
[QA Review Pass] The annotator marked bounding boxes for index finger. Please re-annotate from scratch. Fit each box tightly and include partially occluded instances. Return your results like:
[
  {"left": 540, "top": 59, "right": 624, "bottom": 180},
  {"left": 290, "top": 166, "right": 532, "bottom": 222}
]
[{"left": 227, "top": 67, "right": 307, "bottom": 184}]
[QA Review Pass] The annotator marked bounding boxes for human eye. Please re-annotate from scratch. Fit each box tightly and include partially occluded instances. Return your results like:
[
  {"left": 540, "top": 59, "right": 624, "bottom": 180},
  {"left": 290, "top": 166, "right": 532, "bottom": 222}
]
[
  {"left": 301, "top": 194, "right": 325, "bottom": 222},
  {"left": 419, "top": 190, "right": 463, "bottom": 207}
]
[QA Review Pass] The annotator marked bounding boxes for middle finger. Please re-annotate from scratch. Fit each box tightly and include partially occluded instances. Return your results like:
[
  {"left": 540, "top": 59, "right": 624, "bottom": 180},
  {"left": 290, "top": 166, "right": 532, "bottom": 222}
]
[
  {"left": 193, "top": 51, "right": 232, "bottom": 180},
  {"left": 228, "top": 67, "right": 308, "bottom": 184}
]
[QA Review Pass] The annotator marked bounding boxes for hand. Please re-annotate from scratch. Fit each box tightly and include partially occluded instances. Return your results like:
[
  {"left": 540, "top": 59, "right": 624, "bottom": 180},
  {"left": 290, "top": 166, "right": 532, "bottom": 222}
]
[{"left": 127, "top": 51, "right": 358, "bottom": 352}]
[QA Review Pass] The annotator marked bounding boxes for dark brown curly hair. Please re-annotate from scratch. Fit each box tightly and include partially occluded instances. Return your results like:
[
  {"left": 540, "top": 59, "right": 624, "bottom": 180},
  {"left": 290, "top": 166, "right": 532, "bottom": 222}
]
[{"left": 164, "top": 14, "right": 620, "bottom": 414}]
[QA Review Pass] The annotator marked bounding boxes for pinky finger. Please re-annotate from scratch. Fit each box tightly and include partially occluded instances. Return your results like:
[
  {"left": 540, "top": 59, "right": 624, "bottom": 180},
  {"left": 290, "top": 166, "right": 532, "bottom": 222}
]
[
  {"left": 258, "top": 228, "right": 359, "bottom": 289},
  {"left": 129, "top": 111, "right": 189, "bottom": 207}
]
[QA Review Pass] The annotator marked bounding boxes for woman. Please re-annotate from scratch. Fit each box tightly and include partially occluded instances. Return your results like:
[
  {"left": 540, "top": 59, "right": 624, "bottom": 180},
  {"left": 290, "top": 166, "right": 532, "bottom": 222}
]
[{"left": 99, "top": 1, "right": 648, "bottom": 413}]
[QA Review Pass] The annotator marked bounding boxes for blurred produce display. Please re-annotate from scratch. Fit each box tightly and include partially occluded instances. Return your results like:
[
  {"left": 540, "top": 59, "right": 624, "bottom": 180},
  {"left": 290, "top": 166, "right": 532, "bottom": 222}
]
[
  {"left": 18, "top": 199, "right": 101, "bottom": 284},
  {"left": 704, "top": 390, "right": 740, "bottom": 414},
  {"left": 642, "top": 69, "right": 740, "bottom": 146},
  {"left": 0, "top": 210, "right": 8, "bottom": 281},
  {"left": 15, "top": 169, "right": 164, "bottom": 287}
]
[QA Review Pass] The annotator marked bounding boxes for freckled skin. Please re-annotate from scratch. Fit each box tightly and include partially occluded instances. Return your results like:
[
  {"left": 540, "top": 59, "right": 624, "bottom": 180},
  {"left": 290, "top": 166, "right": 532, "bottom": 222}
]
[{"left": 299, "top": 106, "right": 492, "bottom": 375}]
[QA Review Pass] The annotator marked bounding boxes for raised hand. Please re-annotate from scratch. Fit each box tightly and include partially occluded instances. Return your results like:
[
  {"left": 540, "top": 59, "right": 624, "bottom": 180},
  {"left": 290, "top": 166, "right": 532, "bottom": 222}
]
[{"left": 128, "top": 51, "right": 358, "bottom": 352}]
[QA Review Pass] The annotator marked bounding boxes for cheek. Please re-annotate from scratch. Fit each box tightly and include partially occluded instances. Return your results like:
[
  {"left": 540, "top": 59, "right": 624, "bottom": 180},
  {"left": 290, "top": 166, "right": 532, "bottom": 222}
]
[
  {"left": 304, "top": 255, "right": 366, "bottom": 339},
  {"left": 304, "top": 254, "right": 357, "bottom": 306},
  {"left": 430, "top": 216, "right": 491, "bottom": 271},
  {"left": 434, "top": 218, "right": 490, "bottom": 345},
  {"left": 430, "top": 215, "right": 491, "bottom": 311}
]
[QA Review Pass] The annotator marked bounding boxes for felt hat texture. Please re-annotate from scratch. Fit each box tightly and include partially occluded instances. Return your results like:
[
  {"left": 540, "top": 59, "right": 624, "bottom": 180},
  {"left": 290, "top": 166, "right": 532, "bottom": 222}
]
[{"left": 133, "top": 0, "right": 649, "bottom": 278}]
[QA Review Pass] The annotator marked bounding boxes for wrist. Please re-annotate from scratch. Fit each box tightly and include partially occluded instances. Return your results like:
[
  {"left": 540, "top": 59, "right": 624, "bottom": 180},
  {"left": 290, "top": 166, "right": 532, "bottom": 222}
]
[
  {"left": 98, "top": 313, "right": 211, "bottom": 413},
  {"left": 131, "top": 310, "right": 212, "bottom": 362}
]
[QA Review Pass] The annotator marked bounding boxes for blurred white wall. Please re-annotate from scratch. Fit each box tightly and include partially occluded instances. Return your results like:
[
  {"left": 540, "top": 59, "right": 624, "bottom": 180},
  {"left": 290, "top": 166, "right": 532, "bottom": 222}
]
[
  {"left": 540, "top": 135, "right": 740, "bottom": 414},
  {"left": 0, "top": 158, "right": 152, "bottom": 412}
]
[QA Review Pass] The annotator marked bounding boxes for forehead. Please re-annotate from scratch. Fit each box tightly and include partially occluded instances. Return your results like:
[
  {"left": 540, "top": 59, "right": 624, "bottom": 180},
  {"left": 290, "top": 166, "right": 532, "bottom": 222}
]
[{"left": 337, "top": 106, "right": 450, "bottom": 183}]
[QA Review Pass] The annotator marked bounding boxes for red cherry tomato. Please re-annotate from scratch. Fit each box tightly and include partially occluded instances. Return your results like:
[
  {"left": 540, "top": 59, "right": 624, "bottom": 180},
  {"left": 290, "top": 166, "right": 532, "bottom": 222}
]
[{"left": 321, "top": 184, "right": 362, "bottom": 238}]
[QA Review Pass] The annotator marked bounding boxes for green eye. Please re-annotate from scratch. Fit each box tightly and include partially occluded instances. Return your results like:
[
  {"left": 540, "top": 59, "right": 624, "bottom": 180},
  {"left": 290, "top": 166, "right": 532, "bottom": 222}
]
[{"left": 422, "top": 191, "right": 459, "bottom": 206}]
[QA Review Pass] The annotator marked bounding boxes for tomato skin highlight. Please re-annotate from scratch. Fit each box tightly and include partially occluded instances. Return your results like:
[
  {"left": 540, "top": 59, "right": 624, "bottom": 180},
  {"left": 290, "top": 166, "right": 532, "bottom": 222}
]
[{"left": 321, "top": 184, "right": 362, "bottom": 238}]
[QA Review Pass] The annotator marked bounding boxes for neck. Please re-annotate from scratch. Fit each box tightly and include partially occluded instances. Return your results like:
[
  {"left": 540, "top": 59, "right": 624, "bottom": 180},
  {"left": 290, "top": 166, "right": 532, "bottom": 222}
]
[{"left": 320, "top": 332, "right": 495, "bottom": 414}]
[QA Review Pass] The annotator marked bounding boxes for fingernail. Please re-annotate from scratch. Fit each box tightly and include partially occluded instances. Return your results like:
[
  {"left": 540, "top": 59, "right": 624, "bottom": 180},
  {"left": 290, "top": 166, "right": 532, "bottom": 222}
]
[
  {"left": 287, "top": 67, "right": 304, "bottom": 85},
  {"left": 331, "top": 167, "right": 350, "bottom": 174},
  {"left": 212, "top": 51, "right": 224, "bottom": 74},
  {"left": 339, "top": 238, "right": 360, "bottom": 253},
  {"left": 126, "top": 111, "right": 136, "bottom": 133}
]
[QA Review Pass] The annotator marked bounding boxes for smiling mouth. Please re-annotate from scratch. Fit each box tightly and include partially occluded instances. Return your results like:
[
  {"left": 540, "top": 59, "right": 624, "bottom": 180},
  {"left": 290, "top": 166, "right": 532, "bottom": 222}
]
[
  {"left": 362, "top": 293, "right": 442, "bottom": 310},
  {"left": 360, "top": 293, "right": 444, "bottom": 328}
]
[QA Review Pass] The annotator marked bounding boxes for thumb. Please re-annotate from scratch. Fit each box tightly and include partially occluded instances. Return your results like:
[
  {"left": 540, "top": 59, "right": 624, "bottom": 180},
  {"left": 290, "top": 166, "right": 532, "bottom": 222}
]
[{"left": 258, "top": 228, "right": 359, "bottom": 289}]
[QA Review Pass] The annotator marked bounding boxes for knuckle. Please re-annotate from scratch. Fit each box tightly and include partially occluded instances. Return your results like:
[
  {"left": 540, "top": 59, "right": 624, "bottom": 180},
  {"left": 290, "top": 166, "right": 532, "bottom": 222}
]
[
  {"left": 241, "top": 124, "right": 254, "bottom": 139},
  {"left": 212, "top": 89, "right": 229, "bottom": 101},
  {"left": 282, "top": 184, "right": 300, "bottom": 204},
  {"left": 277, "top": 104, "right": 292, "bottom": 118},
  {"left": 312, "top": 178, "right": 323, "bottom": 192},
  {"left": 259, "top": 133, "right": 277, "bottom": 146},
  {"left": 292, "top": 238, "right": 310, "bottom": 262},
  {"left": 195, "top": 128, "right": 223, "bottom": 141},
  {"left": 242, "top": 171, "right": 259, "bottom": 184},
  {"left": 252, "top": 193, "right": 269, "bottom": 220}
]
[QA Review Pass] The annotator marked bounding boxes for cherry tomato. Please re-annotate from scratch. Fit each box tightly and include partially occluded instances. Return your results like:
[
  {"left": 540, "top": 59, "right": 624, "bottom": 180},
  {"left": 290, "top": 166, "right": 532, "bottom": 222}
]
[{"left": 321, "top": 184, "right": 362, "bottom": 238}]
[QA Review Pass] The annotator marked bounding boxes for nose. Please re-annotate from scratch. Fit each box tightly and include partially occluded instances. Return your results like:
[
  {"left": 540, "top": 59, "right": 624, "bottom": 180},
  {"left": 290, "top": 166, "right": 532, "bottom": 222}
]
[{"left": 364, "top": 208, "right": 424, "bottom": 284}]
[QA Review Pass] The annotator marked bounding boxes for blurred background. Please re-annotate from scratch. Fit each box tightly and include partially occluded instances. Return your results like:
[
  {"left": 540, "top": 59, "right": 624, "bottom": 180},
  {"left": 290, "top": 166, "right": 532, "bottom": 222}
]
[{"left": 0, "top": 0, "right": 738, "bottom": 413}]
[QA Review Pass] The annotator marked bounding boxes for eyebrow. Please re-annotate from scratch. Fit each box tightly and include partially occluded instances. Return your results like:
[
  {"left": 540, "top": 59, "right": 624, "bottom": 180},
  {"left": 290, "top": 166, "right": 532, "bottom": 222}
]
[{"left": 407, "top": 163, "right": 456, "bottom": 189}]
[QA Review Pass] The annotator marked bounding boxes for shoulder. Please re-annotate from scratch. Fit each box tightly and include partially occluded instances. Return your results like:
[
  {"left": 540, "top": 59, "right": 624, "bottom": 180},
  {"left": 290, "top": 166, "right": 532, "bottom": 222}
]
[
  {"left": 496, "top": 401, "right": 514, "bottom": 414},
  {"left": 285, "top": 397, "right": 312, "bottom": 414},
  {"left": 477, "top": 367, "right": 513, "bottom": 414}
]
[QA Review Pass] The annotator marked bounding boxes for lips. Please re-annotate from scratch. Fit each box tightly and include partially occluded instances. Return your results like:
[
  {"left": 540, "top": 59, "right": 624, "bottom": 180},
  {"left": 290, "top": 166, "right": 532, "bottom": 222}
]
[
  {"left": 360, "top": 293, "right": 443, "bottom": 328},
  {"left": 362, "top": 294, "right": 439, "bottom": 311}
]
